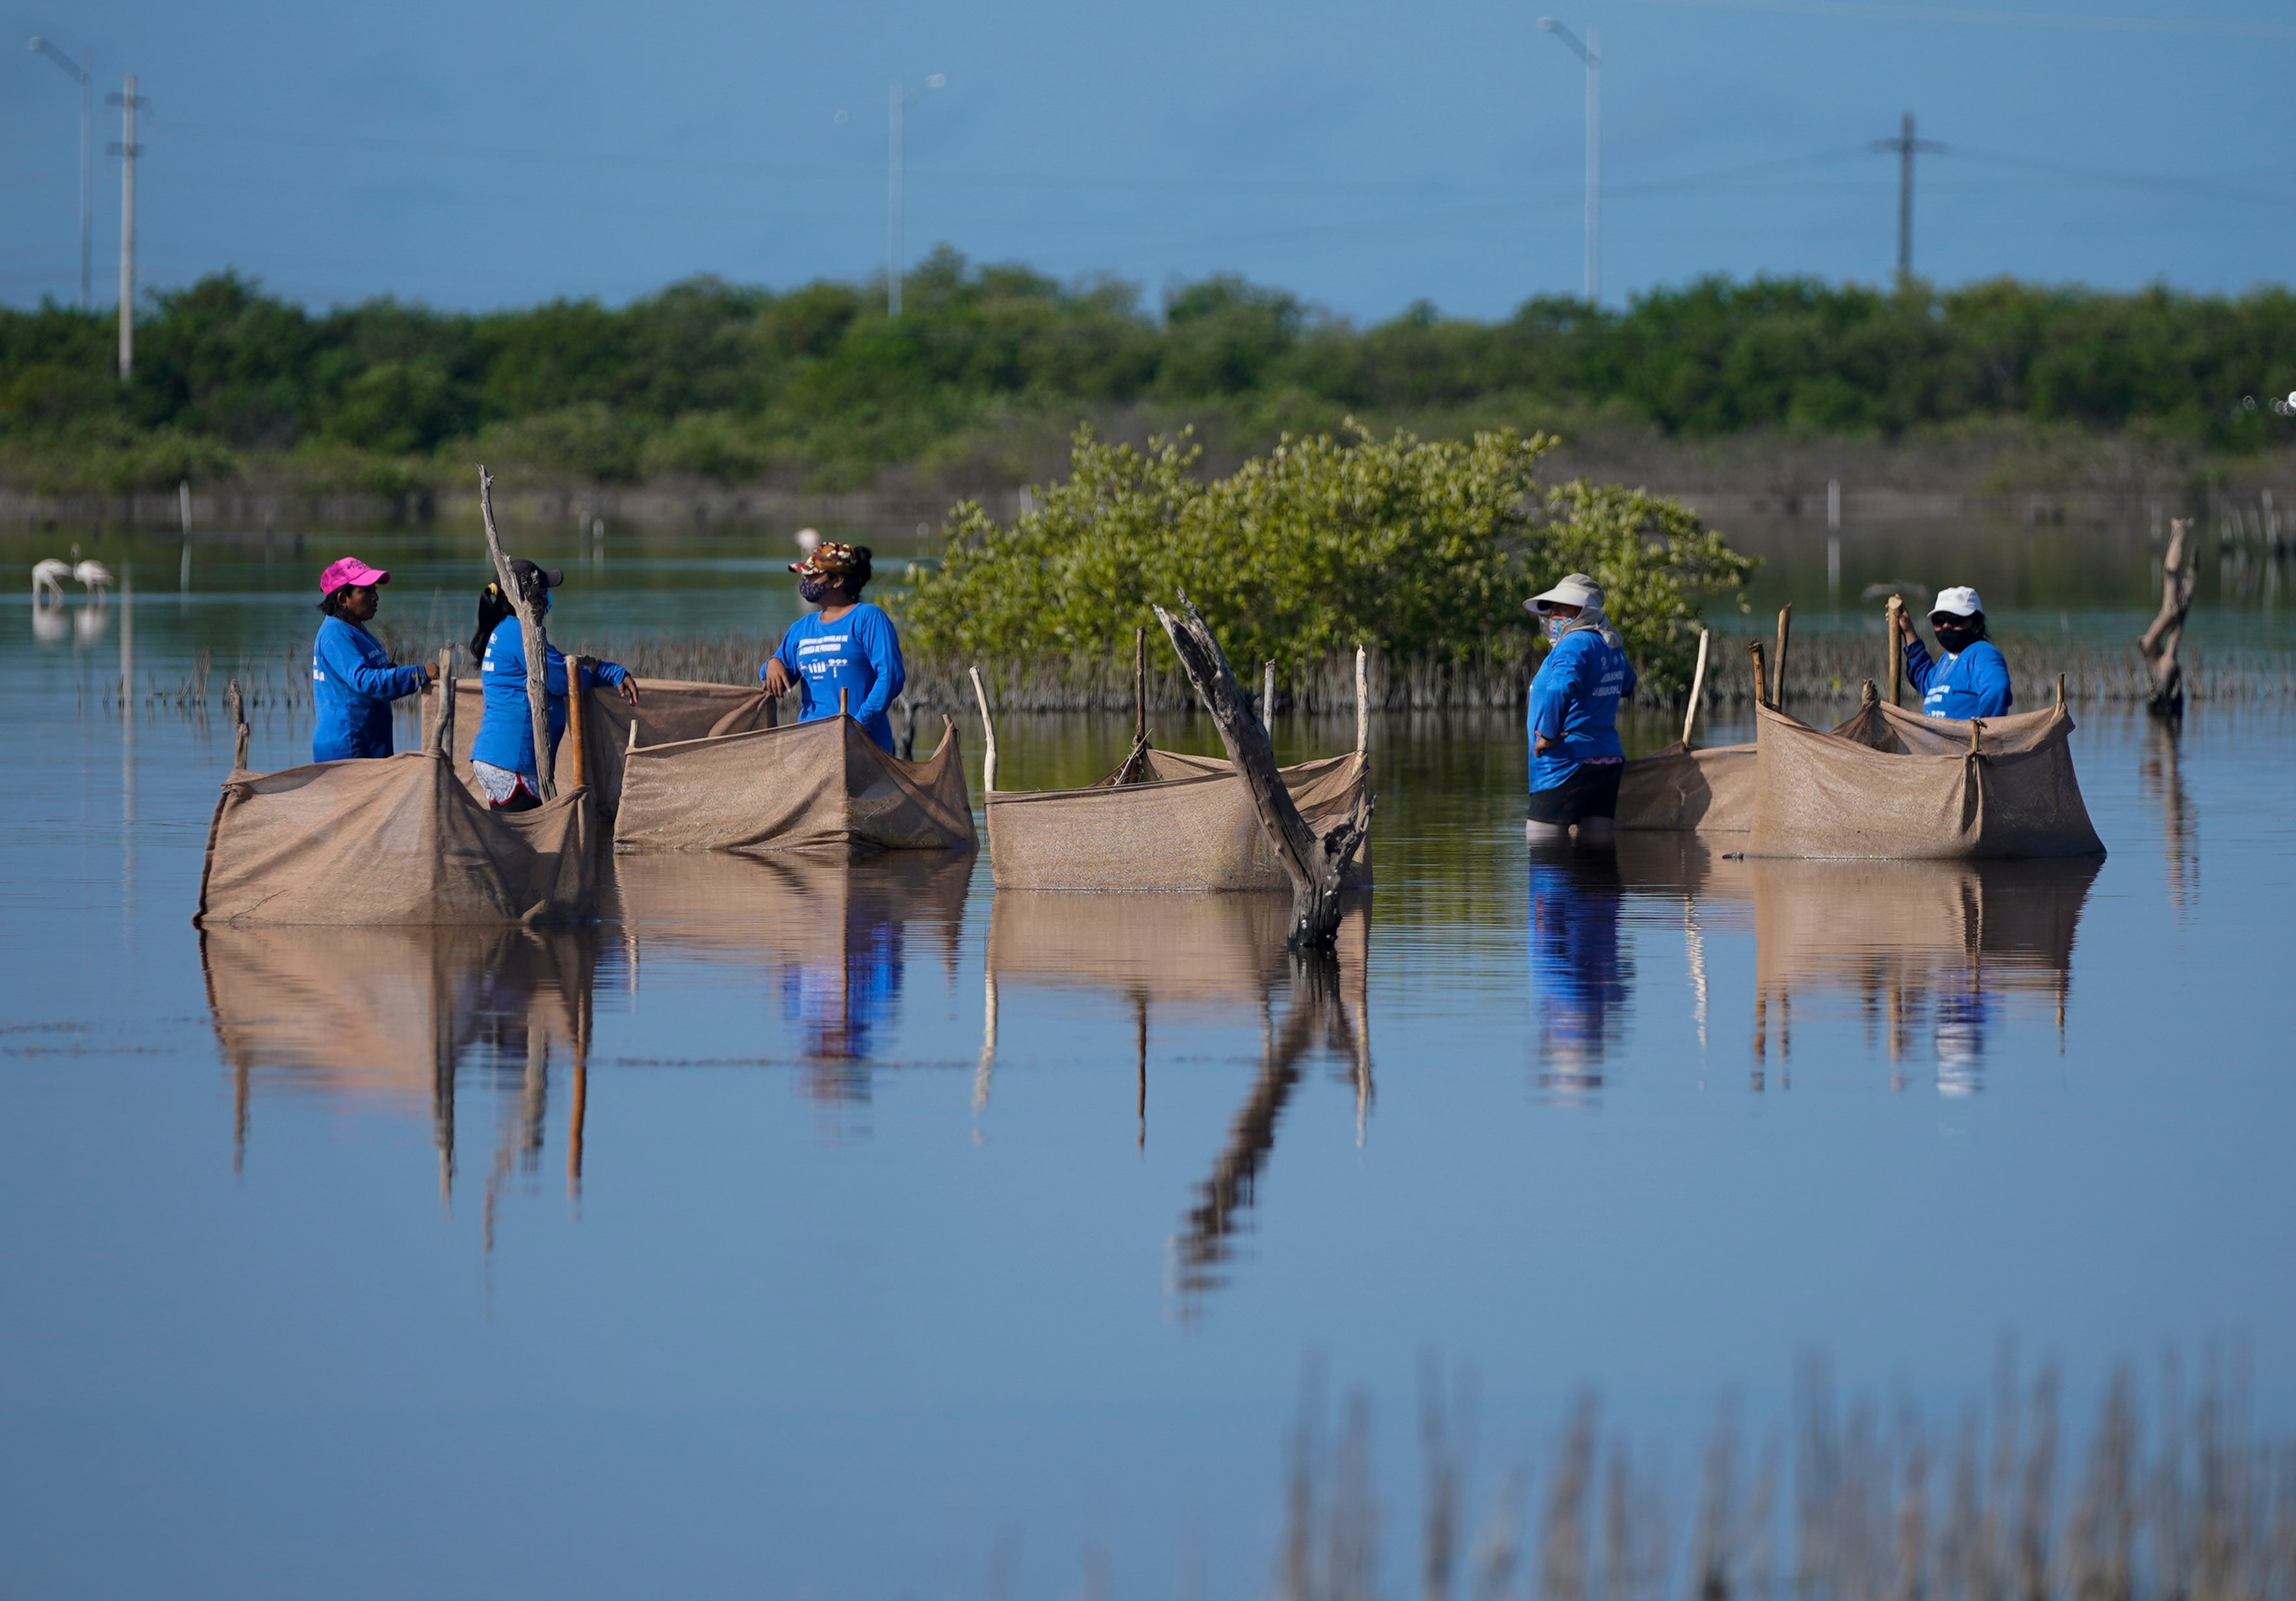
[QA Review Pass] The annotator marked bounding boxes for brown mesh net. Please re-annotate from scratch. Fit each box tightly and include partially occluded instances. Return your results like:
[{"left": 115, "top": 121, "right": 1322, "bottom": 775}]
[
  {"left": 1748, "top": 701, "right": 2104, "bottom": 858},
  {"left": 196, "top": 750, "right": 597, "bottom": 927},
  {"left": 612, "top": 713, "right": 976, "bottom": 855},
  {"left": 1616, "top": 741, "right": 1759, "bottom": 833},
  {"left": 983, "top": 748, "right": 1373, "bottom": 891},
  {"left": 451, "top": 676, "right": 773, "bottom": 817}
]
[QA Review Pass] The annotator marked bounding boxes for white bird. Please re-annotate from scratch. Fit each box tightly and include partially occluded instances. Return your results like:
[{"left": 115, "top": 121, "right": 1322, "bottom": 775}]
[
  {"left": 72, "top": 559, "right": 114, "bottom": 598},
  {"left": 31, "top": 559, "right": 70, "bottom": 603}
]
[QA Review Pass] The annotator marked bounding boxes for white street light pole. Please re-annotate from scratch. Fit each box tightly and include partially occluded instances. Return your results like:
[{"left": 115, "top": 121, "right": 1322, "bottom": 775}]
[
  {"left": 107, "top": 75, "right": 147, "bottom": 379},
  {"left": 886, "top": 73, "right": 946, "bottom": 318},
  {"left": 27, "top": 36, "right": 95, "bottom": 311},
  {"left": 1538, "top": 18, "right": 1600, "bottom": 305}
]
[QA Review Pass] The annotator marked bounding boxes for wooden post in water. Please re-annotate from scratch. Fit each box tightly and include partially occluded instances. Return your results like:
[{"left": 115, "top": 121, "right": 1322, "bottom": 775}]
[
  {"left": 430, "top": 647, "right": 456, "bottom": 756},
  {"left": 839, "top": 686, "right": 849, "bottom": 718},
  {"left": 2137, "top": 517, "right": 2197, "bottom": 716},
  {"left": 1154, "top": 595, "right": 1371, "bottom": 950},
  {"left": 477, "top": 466, "right": 554, "bottom": 801},
  {"left": 967, "top": 665, "right": 998, "bottom": 793},
  {"left": 564, "top": 655, "right": 589, "bottom": 790},
  {"left": 1133, "top": 627, "right": 1147, "bottom": 749},
  {"left": 227, "top": 678, "right": 249, "bottom": 772},
  {"left": 1748, "top": 639, "right": 1770, "bottom": 710},
  {"left": 1354, "top": 645, "right": 1369, "bottom": 756},
  {"left": 1885, "top": 594, "right": 1906, "bottom": 708},
  {"left": 1681, "top": 628, "right": 1711, "bottom": 747},
  {"left": 1772, "top": 604, "right": 1792, "bottom": 710}
]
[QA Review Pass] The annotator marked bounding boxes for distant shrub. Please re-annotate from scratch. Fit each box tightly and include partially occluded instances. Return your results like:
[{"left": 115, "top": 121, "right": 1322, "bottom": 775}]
[{"left": 901, "top": 425, "right": 1755, "bottom": 692}]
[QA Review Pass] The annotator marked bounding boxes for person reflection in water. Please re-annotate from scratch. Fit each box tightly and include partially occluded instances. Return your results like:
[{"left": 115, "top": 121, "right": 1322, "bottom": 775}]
[
  {"left": 1932, "top": 983, "right": 1994, "bottom": 1098},
  {"left": 779, "top": 917, "right": 903, "bottom": 1095},
  {"left": 1527, "top": 848, "right": 1632, "bottom": 1090}
]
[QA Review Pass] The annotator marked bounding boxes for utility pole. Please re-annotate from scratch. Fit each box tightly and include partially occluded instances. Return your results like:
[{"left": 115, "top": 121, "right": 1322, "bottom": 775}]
[
  {"left": 885, "top": 74, "right": 946, "bottom": 318},
  {"left": 27, "top": 38, "right": 94, "bottom": 311},
  {"left": 107, "top": 73, "right": 147, "bottom": 379},
  {"left": 1538, "top": 19, "right": 1601, "bottom": 305},
  {"left": 1871, "top": 110, "right": 1945, "bottom": 282}
]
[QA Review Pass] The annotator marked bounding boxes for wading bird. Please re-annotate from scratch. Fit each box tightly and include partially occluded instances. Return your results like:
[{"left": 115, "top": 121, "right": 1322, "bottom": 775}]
[
  {"left": 31, "top": 559, "right": 70, "bottom": 602},
  {"left": 73, "top": 559, "right": 113, "bottom": 599}
]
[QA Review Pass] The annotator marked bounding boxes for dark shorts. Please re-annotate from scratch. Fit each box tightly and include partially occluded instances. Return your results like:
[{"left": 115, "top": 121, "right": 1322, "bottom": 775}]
[{"left": 1527, "top": 762, "right": 1623, "bottom": 825}]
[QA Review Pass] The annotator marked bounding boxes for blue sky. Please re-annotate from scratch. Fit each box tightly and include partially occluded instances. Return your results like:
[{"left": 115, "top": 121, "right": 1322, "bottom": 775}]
[{"left": 4, "top": 0, "right": 2292, "bottom": 322}]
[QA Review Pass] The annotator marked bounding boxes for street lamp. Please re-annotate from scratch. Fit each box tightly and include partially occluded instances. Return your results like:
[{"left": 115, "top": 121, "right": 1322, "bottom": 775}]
[
  {"left": 27, "top": 35, "right": 94, "bottom": 311},
  {"left": 1537, "top": 17, "right": 1600, "bottom": 306},
  {"left": 886, "top": 73, "right": 946, "bottom": 318}
]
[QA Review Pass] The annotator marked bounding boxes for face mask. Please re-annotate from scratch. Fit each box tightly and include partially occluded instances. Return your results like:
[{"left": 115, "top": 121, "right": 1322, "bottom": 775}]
[
  {"left": 1934, "top": 621, "right": 1976, "bottom": 652},
  {"left": 799, "top": 576, "right": 831, "bottom": 606},
  {"left": 1543, "top": 615, "right": 1566, "bottom": 641}
]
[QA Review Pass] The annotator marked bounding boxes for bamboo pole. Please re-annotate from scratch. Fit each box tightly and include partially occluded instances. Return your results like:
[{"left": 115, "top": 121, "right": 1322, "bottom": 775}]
[
  {"left": 1681, "top": 628, "right": 1710, "bottom": 747},
  {"left": 968, "top": 665, "right": 998, "bottom": 793},
  {"left": 564, "top": 655, "right": 589, "bottom": 789},
  {"left": 477, "top": 466, "right": 554, "bottom": 801},
  {"left": 1748, "top": 639, "right": 1770, "bottom": 710},
  {"left": 1772, "top": 603, "right": 1793, "bottom": 709}
]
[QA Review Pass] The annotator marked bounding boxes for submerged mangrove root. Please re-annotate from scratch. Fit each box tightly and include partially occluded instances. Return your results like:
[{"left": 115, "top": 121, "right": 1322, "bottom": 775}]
[{"left": 1152, "top": 593, "right": 1371, "bottom": 950}]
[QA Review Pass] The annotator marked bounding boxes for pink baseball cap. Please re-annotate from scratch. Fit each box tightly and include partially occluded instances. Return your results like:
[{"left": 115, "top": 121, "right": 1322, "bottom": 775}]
[{"left": 319, "top": 556, "right": 390, "bottom": 595}]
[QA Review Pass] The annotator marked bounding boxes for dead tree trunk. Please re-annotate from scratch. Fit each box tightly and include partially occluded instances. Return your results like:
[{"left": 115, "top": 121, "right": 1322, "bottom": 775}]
[
  {"left": 2137, "top": 517, "right": 2197, "bottom": 717},
  {"left": 1153, "top": 595, "right": 1371, "bottom": 950},
  {"left": 478, "top": 465, "right": 555, "bottom": 800}
]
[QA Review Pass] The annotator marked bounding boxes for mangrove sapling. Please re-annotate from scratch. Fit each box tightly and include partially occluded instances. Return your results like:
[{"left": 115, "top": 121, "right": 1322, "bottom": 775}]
[{"left": 1152, "top": 594, "right": 1370, "bottom": 950}]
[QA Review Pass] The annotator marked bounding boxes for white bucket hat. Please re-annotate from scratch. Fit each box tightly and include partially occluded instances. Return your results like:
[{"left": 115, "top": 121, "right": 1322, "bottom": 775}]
[
  {"left": 1525, "top": 572, "right": 1604, "bottom": 615},
  {"left": 1930, "top": 585, "right": 1983, "bottom": 619}
]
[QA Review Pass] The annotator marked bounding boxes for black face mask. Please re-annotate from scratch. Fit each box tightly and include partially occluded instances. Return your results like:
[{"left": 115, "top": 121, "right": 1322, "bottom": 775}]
[
  {"left": 798, "top": 576, "right": 832, "bottom": 605},
  {"left": 1933, "top": 620, "right": 1980, "bottom": 652}
]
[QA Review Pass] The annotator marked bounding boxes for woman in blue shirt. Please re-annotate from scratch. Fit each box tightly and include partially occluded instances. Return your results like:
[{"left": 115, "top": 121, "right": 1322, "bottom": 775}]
[
  {"left": 310, "top": 556, "right": 435, "bottom": 763},
  {"left": 1524, "top": 572, "right": 1637, "bottom": 849},
  {"left": 762, "top": 541, "right": 906, "bottom": 754},
  {"left": 1896, "top": 585, "right": 2013, "bottom": 719},
  {"left": 467, "top": 560, "right": 638, "bottom": 810}
]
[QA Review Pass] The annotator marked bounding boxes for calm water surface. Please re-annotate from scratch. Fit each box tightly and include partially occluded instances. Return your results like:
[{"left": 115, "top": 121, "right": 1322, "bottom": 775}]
[{"left": 3, "top": 524, "right": 2293, "bottom": 1598}]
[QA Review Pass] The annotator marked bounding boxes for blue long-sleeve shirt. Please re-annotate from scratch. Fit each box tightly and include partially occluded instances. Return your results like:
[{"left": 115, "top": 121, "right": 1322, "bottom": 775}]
[
  {"left": 1527, "top": 628, "right": 1636, "bottom": 793},
  {"left": 311, "top": 616, "right": 428, "bottom": 763},
  {"left": 766, "top": 604, "right": 905, "bottom": 753},
  {"left": 469, "top": 614, "right": 629, "bottom": 780},
  {"left": 1903, "top": 637, "right": 2013, "bottom": 720}
]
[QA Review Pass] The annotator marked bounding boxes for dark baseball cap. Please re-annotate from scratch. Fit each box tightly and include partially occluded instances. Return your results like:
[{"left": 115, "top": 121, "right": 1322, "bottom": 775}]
[{"left": 508, "top": 558, "right": 564, "bottom": 589}]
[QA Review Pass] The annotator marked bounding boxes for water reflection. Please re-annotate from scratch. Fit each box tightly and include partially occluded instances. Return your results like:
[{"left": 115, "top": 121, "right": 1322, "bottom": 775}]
[
  {"left": 986, "top": 892, "right": 1370, "bottom": 1301},
  {"left": 610, "top": 851, "right": 970, "bottom": 1098},
  {"left": 199, "top": 923, "right": 600, "bottom": 1198},
  {"left": 1527, "top": 848, "right": 1634, "bottom": 1091},
  {"left": 2141, "top": 717, "right": 2199, "bottom": 914},
  {"left": 1612, "top": 839, "right": 2096, "bottom": 1093}
]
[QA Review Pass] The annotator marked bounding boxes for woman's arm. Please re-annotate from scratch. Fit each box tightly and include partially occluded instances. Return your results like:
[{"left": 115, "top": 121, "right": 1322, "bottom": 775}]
[
  {"left": 582, "top": 657, "right": 640, "bottom": 704},
  {"left": 1970, "top": 645, "right": 2014, "bottom": 716},
  {"left": 1902, "top": 635, "right": 1938, "bottom": 694},
  {"left": 853, "top": 611, "right": 906, "bottom": 723},
  {"left": 324, "top": 625, "right": 429, "bottom": 700}
]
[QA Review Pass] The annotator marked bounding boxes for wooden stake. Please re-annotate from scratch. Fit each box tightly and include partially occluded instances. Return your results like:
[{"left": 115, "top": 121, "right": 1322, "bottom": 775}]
[
  {"left": 1354, "top": 645, "right": 1369, "bottom": 756},
  {"left": 564, "top": 655, "right": 589, "bottom": 789},
  {"left": 1155, "top": 595, "right": 1370, "bottom": 950},
  {"left": 227, "top": 677, "right": 249, "bottom": 773},
  {"left": 967, "top": 665, "right": 998, "bottom": 793},
  {"left": 1885, "top": 594, "right": 1906, "bottom": 709},
  {"left": 2055, "top": 672, "right": 2066, "bottom": 711},
  {"left": 1772, "top": 603, "right": 1793, "bottom": 709},
  {"left": 1681, "top": 627, "right": 1711, "bottom": 747},
  {"left": 1261, "top": 659, "right": 1275, "bottom": 726},
  {"left": 431, "top": 647, "right": 456, "bottom": 756},
  {"left": 1748, "top": 639, "right": 1770, "bottom": 710},
  {"left": 1968, "top": 717, "right": 1983, "bottom": 756},
  {"left": 477, "top": 466, "right": 554, "bottom": 801},
  {"left": 839, "top": 685, "right": 849, "bottom": 717},
  {"left": 1133, "top": 626, "right": 1147, "bottom": 749}
]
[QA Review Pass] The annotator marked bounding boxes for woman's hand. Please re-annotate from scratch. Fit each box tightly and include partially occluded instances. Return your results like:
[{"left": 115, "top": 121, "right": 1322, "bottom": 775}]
[
  {"left": 422, "top": 661, "right": 440, "bottom": 684},
  {"left": 617, "top": 677, "right": 641, "bottom": 706},
  {"left": 1534, "top": 732, "right": 1558, "bottom": 756},
  {"left": 1892, "top": 604, "right": 1918, "bottom": 644},
  {"left": 762, "top": 660, "right": 794, "bottom": 698}
]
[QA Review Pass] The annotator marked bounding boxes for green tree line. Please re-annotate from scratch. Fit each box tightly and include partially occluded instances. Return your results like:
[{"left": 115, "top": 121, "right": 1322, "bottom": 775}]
[{"left": 4, "top": 246, "right": 2293, "bottom": 492}]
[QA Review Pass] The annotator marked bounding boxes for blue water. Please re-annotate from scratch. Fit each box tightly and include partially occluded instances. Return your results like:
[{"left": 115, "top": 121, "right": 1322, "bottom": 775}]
[{"left": 2, "top": 528, "right": 2293, "bottom": 1598}]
